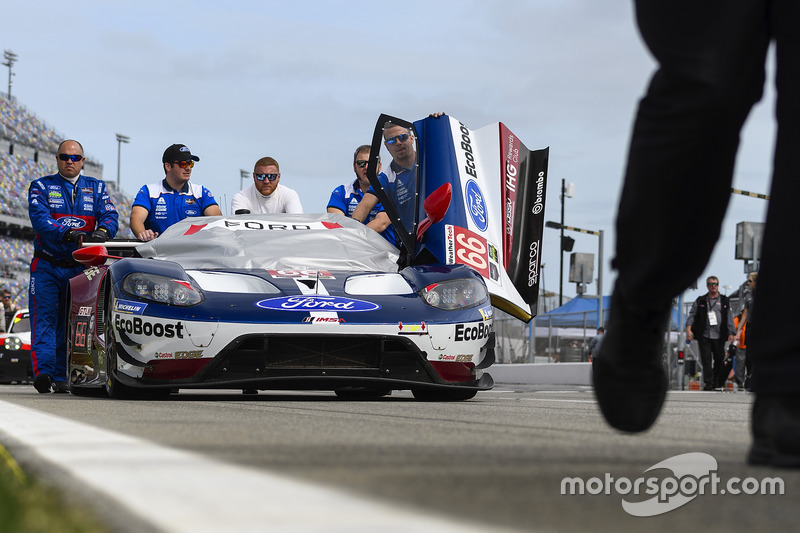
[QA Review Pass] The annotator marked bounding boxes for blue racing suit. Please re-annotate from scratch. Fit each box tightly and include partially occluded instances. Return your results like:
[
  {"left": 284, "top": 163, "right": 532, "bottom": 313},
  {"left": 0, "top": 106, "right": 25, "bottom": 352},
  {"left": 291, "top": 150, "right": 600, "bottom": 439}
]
[
  {"left": 327, "top": 179, "right": 397, "bottom": 246},
  {"left": 28, "top": 173, "right": 118, "bottom": 383}
]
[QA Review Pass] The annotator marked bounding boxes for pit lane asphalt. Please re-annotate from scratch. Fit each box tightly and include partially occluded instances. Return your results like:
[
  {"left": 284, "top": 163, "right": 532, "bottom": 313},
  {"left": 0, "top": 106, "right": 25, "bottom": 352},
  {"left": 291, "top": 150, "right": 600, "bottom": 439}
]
[{"left": 0, "top": 384, "right": 797, "bottom": 532}]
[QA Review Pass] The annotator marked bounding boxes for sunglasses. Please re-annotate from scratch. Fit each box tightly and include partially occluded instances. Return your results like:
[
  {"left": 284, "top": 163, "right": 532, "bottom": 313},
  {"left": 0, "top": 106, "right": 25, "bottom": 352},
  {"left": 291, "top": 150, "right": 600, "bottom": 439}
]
[
  {"left": 58, "top": 154, "right": 83, "bottom": 162},
  {"left": 1, "top": 296, "right": 9, "bottom": 299},
  {"left": 254, "top": 173, "right": 279, "bottom": 182},
  {"left": 385, "top": 133, "right": 410, "bottom": 145},
  {"left": 355, "top": 160, "right": 369, "bottom": 168},
  {"left": 172, "top": 160, "right": 195, "bottom": 169},
  {"left": 708, "top": 282, "right": 719, "bottom": 286}
]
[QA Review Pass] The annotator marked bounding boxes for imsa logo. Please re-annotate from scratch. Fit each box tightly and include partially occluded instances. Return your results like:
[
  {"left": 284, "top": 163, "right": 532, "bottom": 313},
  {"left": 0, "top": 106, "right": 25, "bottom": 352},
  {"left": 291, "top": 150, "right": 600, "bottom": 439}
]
[{"left": 454, "top": 322, "right": 491, "bottom": 342}]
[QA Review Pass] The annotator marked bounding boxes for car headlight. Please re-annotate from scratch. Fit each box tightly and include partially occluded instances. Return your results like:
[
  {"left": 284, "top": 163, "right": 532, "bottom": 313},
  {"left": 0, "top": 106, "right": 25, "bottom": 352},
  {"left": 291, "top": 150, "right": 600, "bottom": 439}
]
[
  {"left": 420, "top": 278, "right": 488, "bottom": 310},
  {"left": 4, "top": 336, "right": 21, "bottom": 351},
  {"left": 122, "top": 273, "right": 204, "bottom": 306}
]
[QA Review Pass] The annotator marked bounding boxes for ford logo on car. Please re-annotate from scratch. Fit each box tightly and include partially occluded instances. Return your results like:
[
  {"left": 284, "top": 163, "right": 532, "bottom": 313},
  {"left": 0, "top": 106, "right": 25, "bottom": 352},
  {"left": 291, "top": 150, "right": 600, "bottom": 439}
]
[
  {"left": 465, "top": 180, "right": 488, "bottom": 231},
  {"left": 255, "top": 296, "right": 381, "bottom": 312}
]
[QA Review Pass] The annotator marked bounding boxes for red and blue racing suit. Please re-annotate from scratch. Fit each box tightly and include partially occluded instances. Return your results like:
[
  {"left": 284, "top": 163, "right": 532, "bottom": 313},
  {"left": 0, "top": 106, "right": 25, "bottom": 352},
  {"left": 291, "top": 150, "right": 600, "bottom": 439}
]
[{"left": 28, "top": 173, "right": 118, "bottom": 383}]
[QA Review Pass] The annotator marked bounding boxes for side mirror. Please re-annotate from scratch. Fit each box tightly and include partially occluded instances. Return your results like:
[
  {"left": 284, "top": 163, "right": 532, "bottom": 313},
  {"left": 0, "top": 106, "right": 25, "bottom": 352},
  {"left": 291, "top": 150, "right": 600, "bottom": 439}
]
[
  {"left": 416, "top": 182, "right": 452, "bottom": 242},
  {"left": 72, "top": 245, "right": 122, "bottom": 267}
]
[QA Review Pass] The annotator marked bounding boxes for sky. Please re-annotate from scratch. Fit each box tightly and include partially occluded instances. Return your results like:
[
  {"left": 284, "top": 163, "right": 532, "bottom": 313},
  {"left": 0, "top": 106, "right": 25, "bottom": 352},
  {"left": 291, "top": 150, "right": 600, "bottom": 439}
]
[{"left": 3, "top": 0, "right": 774, "bottom": 311}]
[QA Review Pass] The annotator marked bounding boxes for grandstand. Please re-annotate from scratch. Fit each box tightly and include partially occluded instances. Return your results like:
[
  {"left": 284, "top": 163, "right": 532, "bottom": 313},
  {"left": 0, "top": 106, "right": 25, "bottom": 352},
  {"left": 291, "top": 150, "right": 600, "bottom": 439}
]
[{"left": 0, "top": 93, "right": 134, "bottom": 307}]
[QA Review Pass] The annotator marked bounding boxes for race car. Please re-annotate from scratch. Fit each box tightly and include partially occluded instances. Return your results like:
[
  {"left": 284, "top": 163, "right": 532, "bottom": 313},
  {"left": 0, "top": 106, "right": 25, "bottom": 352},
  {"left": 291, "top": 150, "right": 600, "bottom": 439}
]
[
  {"left": 0, "top": 309, "right": 33, "bottom": 384},
  {"left": 66, "top": 114, "right": 548, "bottom": 400}
]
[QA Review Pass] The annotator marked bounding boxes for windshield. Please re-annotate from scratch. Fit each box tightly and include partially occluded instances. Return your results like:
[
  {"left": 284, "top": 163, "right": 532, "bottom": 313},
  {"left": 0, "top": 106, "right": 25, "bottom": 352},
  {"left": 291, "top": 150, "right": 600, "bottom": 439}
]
[{"left": 8, "top": 312, "right": 30, "bottom": 333}]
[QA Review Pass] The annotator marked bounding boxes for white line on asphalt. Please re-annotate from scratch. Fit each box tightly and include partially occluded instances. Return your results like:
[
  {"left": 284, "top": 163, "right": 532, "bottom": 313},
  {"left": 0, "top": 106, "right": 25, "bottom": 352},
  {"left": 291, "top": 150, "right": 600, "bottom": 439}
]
[
  {"left": 521, "top": 398, "right": 595, "bottom": 404},
  {"left": 0, "top": 400, "right": 511, "bottom": 533}
]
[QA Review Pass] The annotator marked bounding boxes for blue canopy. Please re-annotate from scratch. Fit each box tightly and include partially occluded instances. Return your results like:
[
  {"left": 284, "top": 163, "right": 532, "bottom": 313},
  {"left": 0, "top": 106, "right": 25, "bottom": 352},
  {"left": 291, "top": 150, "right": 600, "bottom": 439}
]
[{"left": 535, "top": 296, "right": 682, "bottom": 330}]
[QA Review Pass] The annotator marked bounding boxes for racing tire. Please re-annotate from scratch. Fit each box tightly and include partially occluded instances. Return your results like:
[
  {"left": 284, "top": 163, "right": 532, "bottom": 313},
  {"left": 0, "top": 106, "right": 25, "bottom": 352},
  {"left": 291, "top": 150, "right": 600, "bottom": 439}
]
[
  {"left": 104, "top": 295, "right": 169, "bottom": 400},
  {"left": 334, "top": 387, "right": 392, "bottom": 400},
  {"left": 411, "top": 388, "right": 478, "bottom": 402}
]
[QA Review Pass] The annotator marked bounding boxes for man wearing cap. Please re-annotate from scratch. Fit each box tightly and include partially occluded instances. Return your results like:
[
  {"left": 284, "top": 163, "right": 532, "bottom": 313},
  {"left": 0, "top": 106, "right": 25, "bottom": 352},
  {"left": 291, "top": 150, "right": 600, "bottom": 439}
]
[
  {"left": 28, "top": 139, "right": 119, "bottom": 393},
  {"left": 231, "top": 156, "right": 302, "bottom": 215},
  {"left": 130, "top": 144, "right": 222, "bottom": 241}
]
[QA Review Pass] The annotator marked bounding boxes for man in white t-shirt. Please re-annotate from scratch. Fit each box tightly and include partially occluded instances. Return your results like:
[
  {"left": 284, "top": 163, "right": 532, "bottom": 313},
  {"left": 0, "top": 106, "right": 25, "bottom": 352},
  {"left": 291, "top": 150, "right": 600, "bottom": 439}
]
[{"left": 231, "top": 156, "right": 303, "bottom": 214}]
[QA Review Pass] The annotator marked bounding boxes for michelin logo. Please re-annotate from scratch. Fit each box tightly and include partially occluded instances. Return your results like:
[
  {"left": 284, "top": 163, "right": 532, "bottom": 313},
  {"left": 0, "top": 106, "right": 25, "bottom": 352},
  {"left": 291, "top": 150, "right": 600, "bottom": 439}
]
[{"left": 114, "top": 299, "right": 147, "bottom": 315}]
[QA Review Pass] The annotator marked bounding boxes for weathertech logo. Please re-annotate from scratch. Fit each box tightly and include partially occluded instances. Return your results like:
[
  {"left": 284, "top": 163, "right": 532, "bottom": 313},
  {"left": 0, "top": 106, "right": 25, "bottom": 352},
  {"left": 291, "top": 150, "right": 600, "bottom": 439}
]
[{"left": 561, "top": 453, "right": 783, "bottom": 517}]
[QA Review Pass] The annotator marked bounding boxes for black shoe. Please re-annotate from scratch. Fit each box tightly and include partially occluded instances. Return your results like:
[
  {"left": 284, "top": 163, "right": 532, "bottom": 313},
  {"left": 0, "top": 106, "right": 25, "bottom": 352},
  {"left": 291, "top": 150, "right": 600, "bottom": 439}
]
[
  {"left": 52, "top": 381, "right": 69, "bottom": 394},
  {"left": 703, "top": 383, "right": 714, "bottom": 391},
  {"left": 592, "top": 287, "right": 670, "bottom": 433},
  {"left": 33, "top": 374, "right": 53, "bottom": 394},
  {"left": 748, "top": 394, "right": 800, "bottom": 468}
]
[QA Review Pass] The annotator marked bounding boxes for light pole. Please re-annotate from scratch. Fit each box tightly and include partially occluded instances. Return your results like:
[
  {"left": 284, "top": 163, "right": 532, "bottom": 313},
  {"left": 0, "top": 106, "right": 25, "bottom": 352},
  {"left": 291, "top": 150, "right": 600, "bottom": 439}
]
[
  {"left": 115, "top": 134, "right": 130, "bottom": 188},
  {"left": 3, "top": 50, "right": 18, "bottom": 98},
  {"left": 240, "top": 169, "right": 249, "bottom": 190},
  {"left": 544, "top": 221, "right": 604, "bottom": 327}
]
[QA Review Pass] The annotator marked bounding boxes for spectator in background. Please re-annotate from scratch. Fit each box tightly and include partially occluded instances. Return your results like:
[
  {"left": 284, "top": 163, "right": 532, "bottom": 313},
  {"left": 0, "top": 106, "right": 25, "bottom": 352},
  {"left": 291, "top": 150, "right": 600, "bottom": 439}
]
[
  {"left": 0, "top": 289, "right": 20, "bottom": 333},
  {"left": 130, "top": 144, "right": 222, "bottom": 242},
  {"left": 588, "top": 327, "right": 605, "bottom": 361},
  {"left": 28, "top": 139, "right": 118, "bottom": 393},
  {"left": 231, "top": 157, "right": 302, "bottom": 215},
  {"left": 686, "top": 276, "right": 735, "bottom": 391},
  {"left": 327, "top": 145, "right": 394, "bottom": 244},
  {"left": 735, "top": 272, "right": 757, "bottom": 391}
]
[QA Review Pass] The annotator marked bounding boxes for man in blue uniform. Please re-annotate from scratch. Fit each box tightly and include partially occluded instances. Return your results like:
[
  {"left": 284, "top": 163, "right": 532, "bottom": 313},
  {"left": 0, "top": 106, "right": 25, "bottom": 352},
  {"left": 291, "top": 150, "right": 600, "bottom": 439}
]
[
  {"left": 28, "top": 139, "right": 119, "bottom": 393},
  {"left": 351, "top": 124, "right": 420, "bottom": 248},
  {"left": 130, "top": 144, "right": 222, "bottom": 241},
  {"left": 327, "top": 144, "right": 395, "bottom": 245}
]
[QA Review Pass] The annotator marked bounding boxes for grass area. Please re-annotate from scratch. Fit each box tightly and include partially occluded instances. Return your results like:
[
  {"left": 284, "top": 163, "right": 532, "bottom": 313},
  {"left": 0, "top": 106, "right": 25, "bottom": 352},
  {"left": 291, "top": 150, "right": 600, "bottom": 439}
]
[{"left": 0, "top": 445, "right": 109, "bottom": 533}]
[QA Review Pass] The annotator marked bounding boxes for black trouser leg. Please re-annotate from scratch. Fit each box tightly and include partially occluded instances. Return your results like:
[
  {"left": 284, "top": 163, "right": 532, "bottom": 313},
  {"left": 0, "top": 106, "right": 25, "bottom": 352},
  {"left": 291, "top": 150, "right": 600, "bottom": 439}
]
[{"left": 615, "top": 1, "right": 769, "bottom": 306}]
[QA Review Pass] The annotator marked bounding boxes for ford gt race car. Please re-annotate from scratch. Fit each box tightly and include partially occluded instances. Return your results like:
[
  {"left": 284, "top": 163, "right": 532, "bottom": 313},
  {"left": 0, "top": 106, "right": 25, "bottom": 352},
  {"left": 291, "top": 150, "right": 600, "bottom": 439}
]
[{"left": 66, "top": 114, "right": 548, "bottom": 400}]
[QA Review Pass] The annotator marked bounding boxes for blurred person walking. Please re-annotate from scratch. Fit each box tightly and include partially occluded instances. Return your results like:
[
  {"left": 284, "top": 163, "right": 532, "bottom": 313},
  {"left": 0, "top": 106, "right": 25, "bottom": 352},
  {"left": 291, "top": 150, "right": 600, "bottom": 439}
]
[
  {"left": 28, "top": 140, "right": 118, "bottom": 393},
  {"left": 735, "top": 272, "right": 758, "bottom": 390},
  {"left": 592, "top": 1, "right": 800, "bottom": 468}
]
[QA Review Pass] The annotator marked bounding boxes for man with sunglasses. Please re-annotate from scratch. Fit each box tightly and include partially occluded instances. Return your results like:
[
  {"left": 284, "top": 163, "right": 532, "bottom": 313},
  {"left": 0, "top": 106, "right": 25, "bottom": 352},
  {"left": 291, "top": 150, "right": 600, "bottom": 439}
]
[
  {"left": 686, "top": 276, "right": 736, "bottom": 391},
  {"left": 0, "top": 290, "right": 20, "bottom": 334},
  {"left": 230, "top": 156, "right": 302, "bottom": 215},
  {"left": 28, "top": 139, "right": 119, "bottom": 393},
  {"left": 326, "top": 145, "right": 395, "bottom": 245},
  {"left": 351, "top": 123, "right": 420, "bottom": 247},
  {"left": 130, "top": 144, "right": 222, "bottom": 241}
]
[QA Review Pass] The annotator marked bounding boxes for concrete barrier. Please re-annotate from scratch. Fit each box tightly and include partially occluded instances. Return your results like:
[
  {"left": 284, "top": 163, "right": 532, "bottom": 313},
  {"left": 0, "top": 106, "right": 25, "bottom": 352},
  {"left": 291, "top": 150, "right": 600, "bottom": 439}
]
[{"left": 489, "top": 362, "right": 592, "bottom": 386}]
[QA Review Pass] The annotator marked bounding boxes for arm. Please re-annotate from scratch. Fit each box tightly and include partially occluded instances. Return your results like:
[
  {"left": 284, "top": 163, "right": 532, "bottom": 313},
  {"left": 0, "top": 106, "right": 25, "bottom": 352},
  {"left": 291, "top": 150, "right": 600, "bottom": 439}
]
[
  {"left": 203, "top": 204, "right": 223, "bottom": 216},
  {"left": 327, "top": 207, "right": 345, "bottom": 215},
  {"left": 130, "top": 205, "right": 157, "bottom": 242},
  {"left": 231, "top": 190, "right": 250, "bottom": 215},
  {"left": 366, "top": 211, "right": 390, "bottom": 232},
  {"left": 685, "top": 300, "right": 697, "bottom": 341},
  {"left": 94, "top": 181, "right": 119, "bottom": 238},
  {"left": 284, "top": 189, "right": 303, "bottom": 214},
  {"left": 352, "top": 193, "right": 379, "bottom": 223},
  {"left": 28, "top": 180, "right": 69, "bottom": 244}
]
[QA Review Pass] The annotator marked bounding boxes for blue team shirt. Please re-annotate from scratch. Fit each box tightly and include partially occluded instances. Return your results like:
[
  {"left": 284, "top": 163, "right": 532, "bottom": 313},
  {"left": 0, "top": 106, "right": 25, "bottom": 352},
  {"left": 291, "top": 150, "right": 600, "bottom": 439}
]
[
  {"left": 327, "top": 180, "right": 396, "bottom": 246},
  {"left": 132, "top": 179, "right": 219, "bottom": 235}
]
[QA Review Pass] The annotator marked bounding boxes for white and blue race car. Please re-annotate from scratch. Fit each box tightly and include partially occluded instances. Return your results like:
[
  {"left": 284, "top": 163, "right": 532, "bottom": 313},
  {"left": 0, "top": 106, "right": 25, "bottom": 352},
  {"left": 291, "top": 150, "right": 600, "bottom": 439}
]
[{"left": 66, "top": 114, "right": 548, "bottom": 400}]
